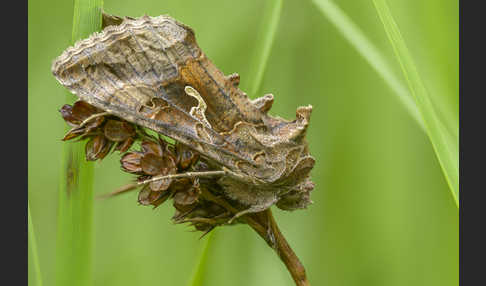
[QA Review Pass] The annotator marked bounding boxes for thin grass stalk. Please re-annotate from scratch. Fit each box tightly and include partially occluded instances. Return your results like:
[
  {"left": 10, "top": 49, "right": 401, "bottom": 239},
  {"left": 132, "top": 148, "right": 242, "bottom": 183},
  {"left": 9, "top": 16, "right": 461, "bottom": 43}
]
[
  {"left": 311, "top": 0, "right": 425, "bottom": 132},
  {"left": 187, "top": 0, "right": 283, "bottom": 285},
  {"left": 371, "top": 0, "right": 459, "bottom": 206},
  {"left": 248, "top": 0, "right": 283, "bottom": 97},
  {"left": 186, "top": 232, "right": 214, "bottom": 286},
  {"left": 28, "top": 202, "right": 43, "bottom": 286},
  {"left": 56, "top": 1, "right": 103, "bottom": 286}
]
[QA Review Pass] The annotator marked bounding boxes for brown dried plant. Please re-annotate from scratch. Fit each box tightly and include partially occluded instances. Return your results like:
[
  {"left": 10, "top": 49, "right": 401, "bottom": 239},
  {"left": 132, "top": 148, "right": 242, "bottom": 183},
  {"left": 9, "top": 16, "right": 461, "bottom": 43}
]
[{"left": 53, "top": 13, "right": 314, "bottom": 286}]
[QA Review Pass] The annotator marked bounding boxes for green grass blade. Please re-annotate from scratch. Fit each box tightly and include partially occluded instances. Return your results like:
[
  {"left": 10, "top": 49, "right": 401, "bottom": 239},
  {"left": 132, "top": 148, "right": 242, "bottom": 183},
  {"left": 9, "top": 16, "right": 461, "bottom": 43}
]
[
  {"left": 187, "top": 1, "right": 283, "bottom": 285},
  {"left": 28, "top": 202, "right": 43, "bottom": 286},
  {"left": 371, "top": 0, "right": 458, "bottom": 206},
  {"left": 247, "top": 0, "right": 283, "bottom": 97},
  {"left": 56, "top": 1, "right": 103, "bottom": 286},
  {"left": 186, "top": 232, "right": 214, "bottom": 286},
  {"left": 311, "top": 0, "right": 425, "bottom": 132}
]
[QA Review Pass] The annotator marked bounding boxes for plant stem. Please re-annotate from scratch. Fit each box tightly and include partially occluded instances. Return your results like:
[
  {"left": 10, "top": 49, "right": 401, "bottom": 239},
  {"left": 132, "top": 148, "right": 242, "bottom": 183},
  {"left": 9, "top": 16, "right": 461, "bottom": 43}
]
[
  {"left": 186, "top": 232, "right": 214, "bottom": 286},
  {"left": 200, "top": 189, "right": 310, "bottom": 286},
  {"left": 56, "top": 1, "right": 103, "bottom": 286},
  {"left": 28, "top": 202, "right": 43, "bottom": 286},
  {"left": 247, "top": 0, "right": 282, "bottom": 97},
  {"left": 246, "top": 210, "right": 310, "bottom": 286}
]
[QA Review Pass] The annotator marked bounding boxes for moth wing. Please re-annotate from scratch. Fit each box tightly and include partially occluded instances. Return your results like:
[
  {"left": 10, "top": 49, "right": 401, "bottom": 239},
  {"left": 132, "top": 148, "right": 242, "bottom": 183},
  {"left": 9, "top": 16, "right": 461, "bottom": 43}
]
[{"left": 52, "top": 15, "right": 253, "bottom": 168}]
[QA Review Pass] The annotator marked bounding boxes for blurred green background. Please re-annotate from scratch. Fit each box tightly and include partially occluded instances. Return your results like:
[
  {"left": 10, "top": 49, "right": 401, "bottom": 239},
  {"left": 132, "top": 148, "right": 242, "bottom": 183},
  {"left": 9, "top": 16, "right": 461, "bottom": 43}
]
[{"left": 28, "top": 0, "right": 458, "bottom": 286}]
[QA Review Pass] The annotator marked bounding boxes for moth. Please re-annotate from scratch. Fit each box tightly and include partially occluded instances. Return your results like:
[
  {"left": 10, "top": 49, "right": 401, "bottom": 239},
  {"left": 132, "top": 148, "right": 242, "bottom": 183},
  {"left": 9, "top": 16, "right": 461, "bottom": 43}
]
[{"left": 52, "top": 14, "right": 315, "bottom": 216}]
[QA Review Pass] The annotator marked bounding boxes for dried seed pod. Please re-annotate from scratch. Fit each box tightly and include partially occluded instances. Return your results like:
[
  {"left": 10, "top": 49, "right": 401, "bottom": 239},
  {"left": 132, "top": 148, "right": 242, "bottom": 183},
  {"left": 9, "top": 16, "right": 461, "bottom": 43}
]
[
  {"left": 115, "top": 137, "right": 135, "bottom": 153},
  {"left": 141, "top": 140, "right": 164, "bottom": 157},
  {"left": 120, "top": 152, "right": 143, "bottom": 173},
  {"left": 138, "top": 185, "right": 161, "bottom": 206},
  {"left": 173, "top": 179, "right": 200, "bottom": 205},
  {"left": 70, "top": 101, "right": 102, "bottom": 123},
  {"left": 149, "top": 178, "right": 172, "bottom": 192},
  {"left": 60, "top": 100, "right": 138, "bottom": 160},
  {"left": 59, "top": 104, "right": 78, "bottom": 127},
  {"left": 104, "top": 120, "right": 135, "bottom": 142},
  {"left": 85, "top": 134, "right": 112, "bottom": 161}
]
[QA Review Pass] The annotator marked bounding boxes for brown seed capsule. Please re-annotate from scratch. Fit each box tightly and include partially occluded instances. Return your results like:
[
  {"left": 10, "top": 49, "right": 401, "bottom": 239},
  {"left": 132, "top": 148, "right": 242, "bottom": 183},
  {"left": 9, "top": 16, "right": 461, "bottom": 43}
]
[
  {"left": 141, "top": 153, "right": 168, "bottom": 176},
  {"left": 71, "top": 101, "right": 102, "bottom": 123},
  {"left": 104, "top": 120, "right": 135, "bottom": 142},
  {"left": 59, "top": 104, "right": 78, "bottom": 127},
  {"left": 141, "top": 140, "right": 164, "bottom": 157},
  {"left": 149, "top": 178, "right": 172, "bottom": 192},
  {"left": 120, "top": 152, "right": 143, "bottom": 173},
  {"left": 115, "top": 137, "right": 135, "bottom": 153},
  {"left": 62, "top": 127, "right": 86, "bottom": 141},
  {"left": 84, "top": 116, "right": 105, "bottom": 133},
  {"left": 173, "top": 183, "right": 200, "bottom": 205},
  {"left": 138, "top": 185, "right": 156, "bottom": 206},
  {"left": 85, "top": 134, "right": 112, "bottom": 161},
  {"left": 151, "top": 191, "right": 172, "bottom": 208}
]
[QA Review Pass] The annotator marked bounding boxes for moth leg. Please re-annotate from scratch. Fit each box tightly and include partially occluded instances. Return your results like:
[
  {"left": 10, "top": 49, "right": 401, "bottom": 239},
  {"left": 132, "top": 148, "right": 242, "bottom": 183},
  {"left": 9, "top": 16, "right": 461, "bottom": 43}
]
[
  {"left": 138, "top": 170, "right": 227, "bottom": 185},
  {"left": 227, "top": 199, "right": 277, "bottom": 224},
  {"left": 78, "top": 111, "right": 110, "bottom": 128}
]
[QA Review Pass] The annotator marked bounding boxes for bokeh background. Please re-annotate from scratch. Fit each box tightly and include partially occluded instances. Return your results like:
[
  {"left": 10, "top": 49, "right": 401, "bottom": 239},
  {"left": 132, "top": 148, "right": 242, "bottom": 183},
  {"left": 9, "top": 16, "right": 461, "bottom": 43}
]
[{"left": 28, "top": 0, "right": 458, "bottom": 286}]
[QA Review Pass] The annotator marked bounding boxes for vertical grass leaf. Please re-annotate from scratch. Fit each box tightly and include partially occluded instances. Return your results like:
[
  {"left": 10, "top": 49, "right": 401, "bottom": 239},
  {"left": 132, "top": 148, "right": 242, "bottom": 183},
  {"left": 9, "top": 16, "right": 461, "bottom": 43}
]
[
  {"left": 311, "top": 0, "right": 425, "bottom": 131},
  {"left": 56, "top": 1, "right": 103, "bottom": 286},
  {"left": 371, "top": 0, "right": 458, "bottom": 206},
  {"left": 186, "top": 232, "right": 214, "bottom": 286},
  {"left": 247, "top": 0, "right": 283, "bottom": 97},
  {"left": 28, "top": 202, "right": 43, "bottom": 286}
]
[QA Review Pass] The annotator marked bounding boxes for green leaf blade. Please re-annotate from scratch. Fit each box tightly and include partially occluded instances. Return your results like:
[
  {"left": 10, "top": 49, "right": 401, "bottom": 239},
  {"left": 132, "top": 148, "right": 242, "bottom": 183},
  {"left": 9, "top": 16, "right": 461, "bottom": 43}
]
[
  {"left": 372, "top": 0, "right": 458, "bottom": 206},
  {"left": 247, "top": 0, "right": 283, "bottom": 97},
  {"left": 56, "top": 1, "right": 103, "bottom": 286},
  {"left": 312, "top": 0, "right": 457, "bottom": 206},
  {"left": 28, "top": 202, "right": 43, "bottom": 286},
  {"left": 311, "top": 0, "right": 425, "bottom": 131}
]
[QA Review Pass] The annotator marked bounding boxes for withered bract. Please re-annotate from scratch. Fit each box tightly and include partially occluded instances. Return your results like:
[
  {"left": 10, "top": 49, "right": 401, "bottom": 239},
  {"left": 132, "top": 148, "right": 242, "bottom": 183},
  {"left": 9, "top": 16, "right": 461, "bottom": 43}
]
[{"left": 52, "top": 15, "right": 315, "bottom": 214}]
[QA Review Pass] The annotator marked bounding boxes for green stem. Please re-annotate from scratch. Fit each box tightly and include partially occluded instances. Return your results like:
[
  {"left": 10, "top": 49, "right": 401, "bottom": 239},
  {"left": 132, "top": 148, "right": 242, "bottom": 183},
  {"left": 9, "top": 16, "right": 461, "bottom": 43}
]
[
  {"left": 28, "top": 202, "right": 43, "bottom": 286},
  {"left": 248, "top": 0, "right": 283, "bottom": 97},
  {"left": 56, "top": 1, "right": 103, "bottom": 286},
  {"left": 186, "top": 232, "right": 215, "bottom": 286}
]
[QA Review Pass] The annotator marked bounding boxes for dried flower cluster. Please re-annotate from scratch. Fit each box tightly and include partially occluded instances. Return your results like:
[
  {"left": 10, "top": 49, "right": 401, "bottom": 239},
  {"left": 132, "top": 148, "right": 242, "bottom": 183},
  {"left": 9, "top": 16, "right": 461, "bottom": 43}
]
[
  {"left": 61, "top": 101, "right": 237, "bottom": 233},
  {"left": 120, "top": 138, "right": 231, "bottom": 232},
  {"left": 60, "top": 101, "right": 137, "bottom": 160}
]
